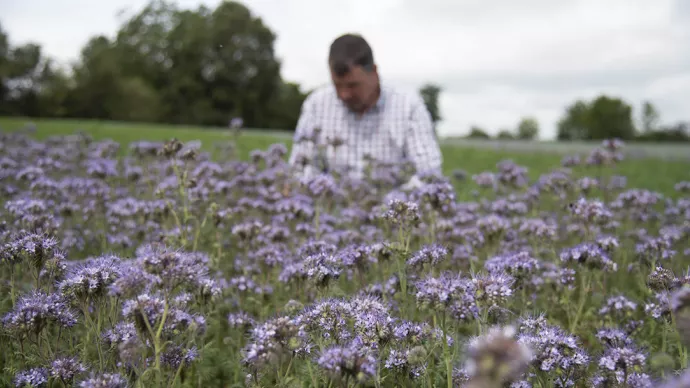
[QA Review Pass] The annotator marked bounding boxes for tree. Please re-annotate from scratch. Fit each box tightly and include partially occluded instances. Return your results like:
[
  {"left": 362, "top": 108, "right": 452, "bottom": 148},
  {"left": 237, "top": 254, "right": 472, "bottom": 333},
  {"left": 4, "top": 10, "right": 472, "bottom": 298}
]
[
  {"left": 467, "top": 126, "right": 490, "bottom": 139},
  {"left": 587, "top": 95, "right": 636, "bottom": 140},
  {"left": 419, "top": 83, "right": 442, "bottom": 137},
  {"left": 497, "top": 129, "right": 514, "bottom": 140},
  {"left": 641, "top": 100, "right": 660, "bottom": 133},
  {"left": 0, "top": 1, "right": 309, "bottom": 130},
  {"left": 419, "top": 83, "right": 442, "bottom": 122},
  {"left": 557, "top": 95, "right": 636, "bottom": 140},
  {"left": 0, "top": 23, "right": 9, "bottom": 109},
  {"left": 557, "top": 100, "right": 590, "bottom": 140},
  {"left": 517, "top": 116, "right": 539, "bottom": 140}
]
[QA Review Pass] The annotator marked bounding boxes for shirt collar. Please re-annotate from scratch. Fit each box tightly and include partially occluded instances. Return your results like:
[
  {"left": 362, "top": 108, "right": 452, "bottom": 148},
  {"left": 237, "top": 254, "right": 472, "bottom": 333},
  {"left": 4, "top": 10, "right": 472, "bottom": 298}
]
[{"left": 372, "top": 85, "right": 386, "bottom": 112}]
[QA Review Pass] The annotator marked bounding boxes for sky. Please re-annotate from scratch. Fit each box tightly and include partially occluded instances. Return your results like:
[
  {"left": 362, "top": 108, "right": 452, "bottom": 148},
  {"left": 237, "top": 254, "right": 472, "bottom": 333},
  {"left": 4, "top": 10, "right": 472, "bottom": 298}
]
[{"left": 2, "top": 0, "right": 689, "bottom": 139}]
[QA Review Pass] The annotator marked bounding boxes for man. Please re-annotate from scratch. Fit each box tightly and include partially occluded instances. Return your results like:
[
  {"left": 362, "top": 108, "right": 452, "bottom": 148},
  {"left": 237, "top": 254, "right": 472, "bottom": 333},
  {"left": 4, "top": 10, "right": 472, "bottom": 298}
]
[{"left": 287, "top": 33, "right": 443, "bottom": 188}]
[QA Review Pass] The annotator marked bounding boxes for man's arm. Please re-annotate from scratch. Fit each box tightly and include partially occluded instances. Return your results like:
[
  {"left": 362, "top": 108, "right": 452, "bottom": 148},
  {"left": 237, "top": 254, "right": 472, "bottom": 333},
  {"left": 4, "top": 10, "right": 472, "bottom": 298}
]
[{"left": 403, "top": 95, "right": 443, "bottom": 180}]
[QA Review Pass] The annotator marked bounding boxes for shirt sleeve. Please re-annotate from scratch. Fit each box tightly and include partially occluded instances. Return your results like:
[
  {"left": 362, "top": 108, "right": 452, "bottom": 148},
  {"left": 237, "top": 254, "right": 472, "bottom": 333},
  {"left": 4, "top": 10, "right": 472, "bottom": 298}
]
[
  {"left": 404, "top": 95, "right": 443, "bottom": 176},
  {"left": 288, "top": 93, "right": 318, "bottom": 177}
]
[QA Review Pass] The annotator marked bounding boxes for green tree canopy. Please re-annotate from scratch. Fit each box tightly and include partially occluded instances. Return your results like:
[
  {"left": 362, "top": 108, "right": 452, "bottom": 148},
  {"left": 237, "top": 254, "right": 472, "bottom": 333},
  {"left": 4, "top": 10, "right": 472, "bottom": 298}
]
[
  {"left": 517, "top": 116, "right": 539, "bottom": 140},
  {"left": 556, "top": 95, "right": 636, "bottom": 140},
  {"left": 0, "top": 1, "right": 308, "bottom": 130},
  {"left": 419, "top": 83, "right": 442, "bottom": 123}
]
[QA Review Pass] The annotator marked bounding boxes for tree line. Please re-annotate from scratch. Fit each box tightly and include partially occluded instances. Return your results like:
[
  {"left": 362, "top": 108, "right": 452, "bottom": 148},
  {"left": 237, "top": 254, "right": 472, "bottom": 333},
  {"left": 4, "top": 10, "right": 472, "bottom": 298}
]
[
  {"left": 447, "top": 96, "right": 689, "bottom": 142},
  {"left": 1, "top": 0, "right": 688, "bottom": 142},
  {"left": 0, "top": 0, "right": 308, "bottom": 129}
]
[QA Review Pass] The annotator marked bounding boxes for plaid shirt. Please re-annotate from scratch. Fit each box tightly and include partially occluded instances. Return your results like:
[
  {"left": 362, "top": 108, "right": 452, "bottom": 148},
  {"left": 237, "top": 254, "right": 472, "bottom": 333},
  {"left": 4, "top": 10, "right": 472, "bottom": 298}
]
[{"left": 287, "top": 83, "right": 443, "bottom": 180}]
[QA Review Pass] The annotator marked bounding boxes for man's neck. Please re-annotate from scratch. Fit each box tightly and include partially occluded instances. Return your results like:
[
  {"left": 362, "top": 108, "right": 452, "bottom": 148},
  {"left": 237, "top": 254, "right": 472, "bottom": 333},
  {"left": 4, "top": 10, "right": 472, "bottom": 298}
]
[{"left": 355, "top": 84, "right": 381, "bottom": 117}]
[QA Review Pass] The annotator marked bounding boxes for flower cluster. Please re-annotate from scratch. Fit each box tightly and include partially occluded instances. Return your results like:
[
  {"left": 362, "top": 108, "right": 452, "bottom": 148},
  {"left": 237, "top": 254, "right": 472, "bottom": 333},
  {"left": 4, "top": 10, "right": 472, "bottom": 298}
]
[{"left": 0, "top": 131, "right": 688, "bottom": 388}]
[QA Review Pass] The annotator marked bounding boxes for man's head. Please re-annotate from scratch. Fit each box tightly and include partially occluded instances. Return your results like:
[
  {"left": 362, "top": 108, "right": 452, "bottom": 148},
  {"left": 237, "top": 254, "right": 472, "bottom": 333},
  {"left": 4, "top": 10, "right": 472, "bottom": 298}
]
[{"left": 328, "top": 34, "right": 380, "bottom": 113}]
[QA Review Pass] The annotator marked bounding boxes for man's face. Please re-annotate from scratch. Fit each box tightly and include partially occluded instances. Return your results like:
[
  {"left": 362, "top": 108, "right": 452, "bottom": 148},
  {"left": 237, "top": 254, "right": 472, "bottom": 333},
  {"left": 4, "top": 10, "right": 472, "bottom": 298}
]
[{"left": 330, "top": 64, "right": 378, "bottom": 113}]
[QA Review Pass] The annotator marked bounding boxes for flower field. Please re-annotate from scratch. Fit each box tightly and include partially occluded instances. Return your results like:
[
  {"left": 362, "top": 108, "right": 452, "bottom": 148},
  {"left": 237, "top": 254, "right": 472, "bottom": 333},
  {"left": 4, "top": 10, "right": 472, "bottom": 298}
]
[{"left": 0, "top": 125, "right": 689, "bottom": 388}]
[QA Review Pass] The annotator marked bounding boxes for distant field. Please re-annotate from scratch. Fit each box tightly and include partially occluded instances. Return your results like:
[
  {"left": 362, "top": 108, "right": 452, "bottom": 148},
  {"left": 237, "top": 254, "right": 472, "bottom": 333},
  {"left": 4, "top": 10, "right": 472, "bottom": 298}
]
[
  {"left": 1, "top": 117, "right": 689, "bottom": 198},
  {"left": 443, "top": 137, "right": 690, "bottom": 160}
]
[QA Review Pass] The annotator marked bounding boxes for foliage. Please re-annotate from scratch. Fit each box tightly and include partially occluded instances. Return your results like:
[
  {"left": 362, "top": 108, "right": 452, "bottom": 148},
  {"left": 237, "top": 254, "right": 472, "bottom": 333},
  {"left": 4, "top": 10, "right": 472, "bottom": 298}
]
[
  {"left": 419, "top": 83, "right": 442, "bottom": 138},
  {"left": 419, "top": 83, "right": 442, "bottom": 124},
  {"left": 0, "top": 125, "right": 689, "bottom": 387},
  {"left": 0, "top": 0, "right": 308, "bottom": 130},
  {"left": 636, "top": 121, "right": 690, "bottom": 143},
  {"left": 467, "top": 126, "right": 490, "bottom": 139},
  {"left": 641, "top": 101, "right": 661, "bottom": 133},
  {"left": 557, "top": 96, "right": 636, "bottom": 141},
  {"left": 496, "top": 129, "right": 514, "bottom": 139},
  {"left": 517, "top": 117, "right": 539, "bottom": 140}
]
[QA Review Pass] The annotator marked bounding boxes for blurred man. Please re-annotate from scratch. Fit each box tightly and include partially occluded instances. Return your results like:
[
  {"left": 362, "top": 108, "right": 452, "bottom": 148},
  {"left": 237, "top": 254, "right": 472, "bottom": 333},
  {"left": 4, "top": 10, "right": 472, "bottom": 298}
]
[{"left": 287, "top": 33, "right": 442, "bottom": 187}]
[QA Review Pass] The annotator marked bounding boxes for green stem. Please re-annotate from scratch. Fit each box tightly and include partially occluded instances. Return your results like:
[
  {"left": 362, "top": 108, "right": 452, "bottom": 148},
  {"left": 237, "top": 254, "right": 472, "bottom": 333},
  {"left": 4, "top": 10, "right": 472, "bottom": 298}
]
[
  {"left": 569, "top": 271, "right": 589, "bottom": 333},
  {"left": 440, "top": 313, "right": 452, "bottom": 388}
]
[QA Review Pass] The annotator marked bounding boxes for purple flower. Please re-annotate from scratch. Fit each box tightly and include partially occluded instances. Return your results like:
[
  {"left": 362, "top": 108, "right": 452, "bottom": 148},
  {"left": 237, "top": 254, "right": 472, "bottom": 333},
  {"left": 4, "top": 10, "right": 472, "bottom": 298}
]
[
  {"left": 562, "top": 154, "right": 581, "bottom": 167},
  {"left": 316, "top": 339, "right": 377, "bottom": 383},
  {"left": 473, "top": 172, "right": 497, "bottom": 189},
  {"left": 2, "top": 290, "right": 78, "bottom": 335},
  {"left": 599, "top": 295, "right": 638, "bottom": 320},
  {"left": 518, "top": 322, "right": 590, "bottom": 374},
  {"left": 569, "top": 197, "right": 614, "bottom": 225},
  {"left": 301, "top": 251, "right": 342, "bottom": 288},
  {"left": 560, "top": 242, "right": 617, "bottom": 272},
  {"left": 476, "top": 214, "right": 511, "bottom": 239},
  {"left": 597, "top": 344, "right": 646, "bottom": 373},
  {"left": 595, "top": 328, "right": 634, "bottom": 347},
  {"left": 643, "top": 291, "right": 672, "bottom": 320},
  {"left": 485, "top": 251, "right": 541, "bottom": 284},
  {"left": 50, "top": 357, "right": 87, "bottom": 383},
  {"left": 336, "top": 244, "right": 375, "bottom": 269},
  {"left": 14, "top": 367, "right": 49, "bottom": 387},
  {"left": 381, "top": 198, "right": 422, "bottom": 228},
  {"left": 671, "top": 286, "right": 690, "bottom": 312},
  {"left": 518, "top": 218, "right": 558, "bottom": 241},
  {"left": 77, "top": 372, "right": 128, "bottom": 388},
  {"left": 102, "top": 321, "right": 138, "bottom": 349},
  {"left": 495, "top": 160, "right": 529, "bottom": 188},
  {"left": 241, "top": 316, "right": 303, "bottom": 369},
  {"left": 655, "top": 368, "right": 690, "bottom": 388},
  {"left": 57, "top": 254, "right": 122, "bottom": 302},
  {"left": 1, "top": 231, "right": 60, "bottom": 267},
  {"left": 406, "top": 243, "right": 448, "bottom": 269},
  {"left": 413, "top": 271, "right": 469, "bottom": 311},
  {"left": 228, "top": 311, "right": 256, "bottom": 330},
  {"left": 635, "top": 236, "right": 676, "bottom": 264},
  {"left": 471, "top": 272, "right": 515, "bottom": 307},
  {"left": 161, "top": 344, "right": 199, "bottom": 370}
]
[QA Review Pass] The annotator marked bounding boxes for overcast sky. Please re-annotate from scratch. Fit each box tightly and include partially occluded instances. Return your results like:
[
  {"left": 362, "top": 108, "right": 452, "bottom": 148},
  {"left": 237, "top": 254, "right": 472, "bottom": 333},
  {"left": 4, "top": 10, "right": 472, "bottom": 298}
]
[{"left": 2, "top": 0, "right": 689, "bottom": 139}]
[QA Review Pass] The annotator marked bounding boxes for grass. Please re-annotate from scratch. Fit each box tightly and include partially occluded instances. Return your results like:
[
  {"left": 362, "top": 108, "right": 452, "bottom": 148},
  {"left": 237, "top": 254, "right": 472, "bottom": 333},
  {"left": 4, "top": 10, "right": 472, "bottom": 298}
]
[{"left": 2, "top": 116, "right": 689, "bottom": 199}]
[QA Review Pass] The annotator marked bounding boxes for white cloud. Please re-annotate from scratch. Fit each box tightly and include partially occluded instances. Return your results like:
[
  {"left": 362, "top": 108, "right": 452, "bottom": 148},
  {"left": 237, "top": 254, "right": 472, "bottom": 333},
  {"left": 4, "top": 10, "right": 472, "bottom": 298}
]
[{"left": 1, "top": 0, "right": 688, "bottom": 139}]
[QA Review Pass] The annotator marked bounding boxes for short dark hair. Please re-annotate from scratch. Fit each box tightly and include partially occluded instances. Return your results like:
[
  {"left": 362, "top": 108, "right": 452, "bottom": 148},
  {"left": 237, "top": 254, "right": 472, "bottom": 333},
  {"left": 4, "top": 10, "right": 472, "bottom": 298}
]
[{"left": 328, "top": 33, "right": 375, "bottom": 76}]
